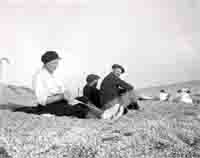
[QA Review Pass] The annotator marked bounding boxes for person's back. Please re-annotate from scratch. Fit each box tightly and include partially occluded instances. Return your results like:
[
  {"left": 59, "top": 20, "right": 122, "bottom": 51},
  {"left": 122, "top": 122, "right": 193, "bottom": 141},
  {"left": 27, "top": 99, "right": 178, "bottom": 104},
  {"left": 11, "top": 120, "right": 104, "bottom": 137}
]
[
  {"left": 83, "top": 74, "right": 102, "bottom": 108},
  {"left": 83, "top": 85, "right": 101, "bottom": 108},
  {"left": 100, "top": 72, "right": 122, "bottom": 106}
]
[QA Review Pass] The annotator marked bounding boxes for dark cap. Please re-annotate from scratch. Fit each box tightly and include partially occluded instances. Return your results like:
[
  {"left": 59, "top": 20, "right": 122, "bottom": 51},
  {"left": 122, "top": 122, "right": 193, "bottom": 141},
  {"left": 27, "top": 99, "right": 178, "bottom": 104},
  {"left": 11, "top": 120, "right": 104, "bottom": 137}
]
[
  {"left": 177, "top": 89, "right": 182, "bottom": 93},
  {"left": 112, "top": 64, "right": 125, "bottom": 73},
  {"left": 41, "top": 51, "right": 61, "bottom": 64},
  {"left": 86, "top": 74, "right": 100, "bottom": 83},
  {"left": 160, "top": 89, "right": 166, "bottom": 93}
]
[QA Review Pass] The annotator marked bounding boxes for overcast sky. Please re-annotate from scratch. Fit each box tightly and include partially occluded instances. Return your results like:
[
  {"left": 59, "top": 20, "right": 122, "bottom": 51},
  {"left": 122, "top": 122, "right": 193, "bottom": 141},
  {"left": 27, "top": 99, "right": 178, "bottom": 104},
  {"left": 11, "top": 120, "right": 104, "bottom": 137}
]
[{"left": 0, "top": 0, "right": 199, "bottom": 95}]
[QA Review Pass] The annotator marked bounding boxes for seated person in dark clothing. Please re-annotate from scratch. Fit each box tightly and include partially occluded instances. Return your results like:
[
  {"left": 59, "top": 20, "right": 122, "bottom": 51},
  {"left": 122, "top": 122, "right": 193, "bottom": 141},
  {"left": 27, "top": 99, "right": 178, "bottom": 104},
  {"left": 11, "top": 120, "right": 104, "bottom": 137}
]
[
  {"left": 81, "top": 74, "right": 124, "bottom": 119},
  {"left": 100, "top": 64, "right": 140, "bottom": 114},
  {"left": 83, "top": 74, "right": 102, "bottom": 108}
]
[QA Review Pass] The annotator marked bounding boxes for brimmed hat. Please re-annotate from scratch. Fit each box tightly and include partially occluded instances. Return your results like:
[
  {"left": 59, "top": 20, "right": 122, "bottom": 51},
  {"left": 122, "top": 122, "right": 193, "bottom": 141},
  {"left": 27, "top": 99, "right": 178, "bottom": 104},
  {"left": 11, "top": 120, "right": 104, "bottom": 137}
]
[
  {"left": 112, "top": 64, "right": 125, "bottom": 73},
  {"left": 41, "top": 51, "right": 61, "bottom": 64},
  {"left": 86, "top": 74, "right": 100, "bottom": 83},
  {"left": 160, "top": 89, "right": 166, "bottom": 93}
]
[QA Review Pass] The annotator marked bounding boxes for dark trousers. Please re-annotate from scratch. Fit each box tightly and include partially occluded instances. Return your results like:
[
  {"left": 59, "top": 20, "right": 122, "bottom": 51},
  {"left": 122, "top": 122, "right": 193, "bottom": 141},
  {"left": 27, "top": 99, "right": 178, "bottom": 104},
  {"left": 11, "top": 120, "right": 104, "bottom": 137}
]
[{"left": 13, "top": 100, "right": 89, "bottom": 118}]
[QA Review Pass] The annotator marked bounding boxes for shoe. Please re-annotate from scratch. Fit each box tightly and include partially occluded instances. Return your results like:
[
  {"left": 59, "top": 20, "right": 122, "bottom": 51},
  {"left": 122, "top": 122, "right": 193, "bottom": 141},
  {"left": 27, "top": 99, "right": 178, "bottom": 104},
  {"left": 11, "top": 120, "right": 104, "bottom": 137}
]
[
  {"left": 123, "top": 108, "right": 128, "bottom": 115},
  {"left": 101, "top": 104, "right": 121, "bottom": 120},
  {"left": 127, "top": 102, "right": 140, "bottom": 110},
  {"left": 112, "top": 105, "right": 124, "bottom": 120}
]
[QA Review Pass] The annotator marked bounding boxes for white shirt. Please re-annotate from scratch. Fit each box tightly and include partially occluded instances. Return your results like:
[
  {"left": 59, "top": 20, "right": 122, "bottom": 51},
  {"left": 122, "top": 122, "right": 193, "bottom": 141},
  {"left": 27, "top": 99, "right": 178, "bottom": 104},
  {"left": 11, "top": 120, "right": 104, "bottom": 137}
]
[
  {"left": 32, "top": 67, "right": 65, "bottom": 105},
  {"left": 159, "top": 92, "right": 169, "bottom": 101}
]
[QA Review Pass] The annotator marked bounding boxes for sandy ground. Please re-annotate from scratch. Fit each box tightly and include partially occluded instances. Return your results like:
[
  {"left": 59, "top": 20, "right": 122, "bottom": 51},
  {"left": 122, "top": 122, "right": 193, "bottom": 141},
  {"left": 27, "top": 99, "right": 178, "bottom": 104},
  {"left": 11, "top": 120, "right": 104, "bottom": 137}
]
[{"left": 1, "top": 81, "right": 200, "bottom": 158}]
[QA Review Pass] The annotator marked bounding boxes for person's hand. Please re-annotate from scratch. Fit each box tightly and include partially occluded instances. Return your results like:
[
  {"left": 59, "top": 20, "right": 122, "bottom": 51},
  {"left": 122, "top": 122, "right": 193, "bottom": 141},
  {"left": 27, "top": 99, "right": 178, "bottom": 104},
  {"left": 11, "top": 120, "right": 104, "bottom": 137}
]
[
  {"left": 68, "top": 99, "right": 81, "bottom": 105},
  {"left": 63, "top": 90, "right": 80, "bottom": 105}
]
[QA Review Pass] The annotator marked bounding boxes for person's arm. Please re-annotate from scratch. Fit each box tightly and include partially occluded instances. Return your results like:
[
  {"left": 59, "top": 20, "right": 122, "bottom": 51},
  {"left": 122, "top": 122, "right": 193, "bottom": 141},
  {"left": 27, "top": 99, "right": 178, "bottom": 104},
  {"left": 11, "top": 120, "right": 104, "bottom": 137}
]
[
  {"left": 45, "top": 94, "right": 65, "bottom": 105},
  {"left": 115, "top": 77, "right": 134, "bottom": 91},
  {"left": 34, "top": 75, "right": 65, "bottom": 106}
]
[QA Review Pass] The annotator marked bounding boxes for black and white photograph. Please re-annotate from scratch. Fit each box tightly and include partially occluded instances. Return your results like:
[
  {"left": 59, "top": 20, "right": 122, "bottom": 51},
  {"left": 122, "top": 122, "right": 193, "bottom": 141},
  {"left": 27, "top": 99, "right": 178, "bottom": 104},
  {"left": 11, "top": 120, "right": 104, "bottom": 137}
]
[{"left": 0, "top": 0, "right": 200, "bottom": 157}]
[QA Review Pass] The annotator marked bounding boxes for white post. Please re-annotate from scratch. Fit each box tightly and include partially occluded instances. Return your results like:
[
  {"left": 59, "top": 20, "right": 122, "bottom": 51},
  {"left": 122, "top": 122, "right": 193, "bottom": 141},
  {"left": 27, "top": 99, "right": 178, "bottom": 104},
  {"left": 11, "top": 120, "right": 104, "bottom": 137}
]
[
  {"left": 0, "top": 58, "right": 10, "bottom": 84},
  {"left": 77, "top": 88, "right": 80, "bottom": 97},
  {"left": 0, "top": 58, "right": 10, "bottom": 104}
]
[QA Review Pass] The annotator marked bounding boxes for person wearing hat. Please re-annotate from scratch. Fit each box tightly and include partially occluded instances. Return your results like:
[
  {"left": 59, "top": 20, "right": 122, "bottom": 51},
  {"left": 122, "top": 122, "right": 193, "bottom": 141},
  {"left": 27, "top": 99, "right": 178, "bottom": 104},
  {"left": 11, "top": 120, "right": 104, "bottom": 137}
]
[
  {"left": 31, "top": 51, "right": 89, "bottom": 118},
  {"left": 80, "top": 73, "right": 124, "bottom": 120},
  {"left": 83, "top": 74, "right": 102, "bottom": 108},
  {"left": 100, "top": 64, "right": 140, "bottom": 114}
]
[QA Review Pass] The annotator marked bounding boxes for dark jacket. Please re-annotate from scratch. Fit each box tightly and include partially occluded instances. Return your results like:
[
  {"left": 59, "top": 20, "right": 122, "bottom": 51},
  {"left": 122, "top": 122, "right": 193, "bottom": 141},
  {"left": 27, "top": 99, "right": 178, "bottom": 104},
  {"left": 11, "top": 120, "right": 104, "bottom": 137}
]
[
  {"left": 100, "top": 72, "right": 133, "bottom": 105},
  {"left": 83, "top": 84, "right": 102, "bottom": 108}
]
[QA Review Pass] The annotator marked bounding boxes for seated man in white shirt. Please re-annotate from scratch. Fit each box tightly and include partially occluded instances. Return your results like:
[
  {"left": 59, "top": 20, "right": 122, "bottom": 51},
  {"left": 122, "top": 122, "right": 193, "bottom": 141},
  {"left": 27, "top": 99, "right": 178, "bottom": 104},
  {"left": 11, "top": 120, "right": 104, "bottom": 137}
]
[{"left": 31, "top": 51, "right": 89, "bottom": 118}]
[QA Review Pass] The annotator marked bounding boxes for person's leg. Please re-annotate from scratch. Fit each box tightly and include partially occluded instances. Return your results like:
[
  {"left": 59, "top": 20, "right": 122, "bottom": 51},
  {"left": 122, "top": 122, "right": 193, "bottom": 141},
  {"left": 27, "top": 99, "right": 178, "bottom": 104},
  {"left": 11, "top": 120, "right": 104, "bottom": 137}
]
[
  {"left": 45, "top": 99, "right": 101, "bottom": 118},
  {"left": 46, "top": 100, "right": 75, "bottom": 116},
  {"left": 83, "top": 103, "right": 103, "bottom": 118},
  {"left": 101, "top": 98, "right": 123, "bottom": 119},
  {"left": 75, "top": 96, "right": 103, "bottom": 118},
  {"left": 34, "top": 104, "right": 47, "bottom": 114},
  {"left": 101, "top": 90, "right": 140, "bottom": 119},
  {"left": 119, "top": 90, "right": 140, "bottom": 110},
  {"left": 76, "top": 96, "right": 124, "bottom": 119},
  {"left": 13, "top": 104, "right": 46, "bottom": 114},
  {"left": 102, "top": 97, "right": 121, "bottom": 110}
]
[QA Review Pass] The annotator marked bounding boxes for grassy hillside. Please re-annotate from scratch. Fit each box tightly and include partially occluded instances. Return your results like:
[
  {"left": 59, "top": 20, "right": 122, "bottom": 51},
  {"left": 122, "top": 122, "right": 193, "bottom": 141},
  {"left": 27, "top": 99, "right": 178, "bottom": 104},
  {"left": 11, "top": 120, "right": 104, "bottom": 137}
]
[{"left": 0, "top": 81, "right": 200, "bottom": 158}]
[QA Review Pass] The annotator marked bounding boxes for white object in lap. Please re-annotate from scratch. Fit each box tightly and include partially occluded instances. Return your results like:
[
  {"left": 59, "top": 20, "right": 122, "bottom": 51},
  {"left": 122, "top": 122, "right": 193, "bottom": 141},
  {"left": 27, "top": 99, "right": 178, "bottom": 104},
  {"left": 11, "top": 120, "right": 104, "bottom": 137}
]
[{"left": 41, "top": 114, "right": 54, "bottom": 117}]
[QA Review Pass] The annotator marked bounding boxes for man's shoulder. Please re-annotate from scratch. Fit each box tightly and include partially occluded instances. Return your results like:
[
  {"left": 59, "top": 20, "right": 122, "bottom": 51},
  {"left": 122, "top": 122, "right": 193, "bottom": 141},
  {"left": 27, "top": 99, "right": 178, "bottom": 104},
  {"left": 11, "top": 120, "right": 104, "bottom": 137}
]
[
  {"left": 104, "top": 73, "right": 119, "bottom": 82},
  {"left": 102, "top": 73, "right": 113, "bottom": 81},
  {"left": 101, "top": 73, "right": 113, "bottom": 85}
]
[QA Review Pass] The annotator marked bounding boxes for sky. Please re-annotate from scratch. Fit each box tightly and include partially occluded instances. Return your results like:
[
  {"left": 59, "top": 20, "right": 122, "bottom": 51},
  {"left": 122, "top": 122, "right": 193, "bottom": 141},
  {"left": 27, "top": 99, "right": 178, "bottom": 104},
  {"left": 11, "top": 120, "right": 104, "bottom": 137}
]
[{"left": 0, "top": 0, "right": 199, "bottom": 96}]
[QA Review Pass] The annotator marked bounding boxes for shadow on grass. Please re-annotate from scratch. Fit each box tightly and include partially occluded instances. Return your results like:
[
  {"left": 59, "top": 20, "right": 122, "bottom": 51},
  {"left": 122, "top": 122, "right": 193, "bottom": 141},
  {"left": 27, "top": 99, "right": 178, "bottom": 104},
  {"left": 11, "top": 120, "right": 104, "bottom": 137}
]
[{"left": 0, "top": 147, "right": 12, "bottom": 158}]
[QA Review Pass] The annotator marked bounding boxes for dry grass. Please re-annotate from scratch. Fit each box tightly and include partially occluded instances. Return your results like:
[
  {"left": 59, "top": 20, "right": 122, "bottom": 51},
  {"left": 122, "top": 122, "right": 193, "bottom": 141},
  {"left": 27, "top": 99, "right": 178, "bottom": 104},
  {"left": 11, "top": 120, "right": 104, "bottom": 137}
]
[{"left": 1, "top": 81, "right": 200, "bottom": 157}]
